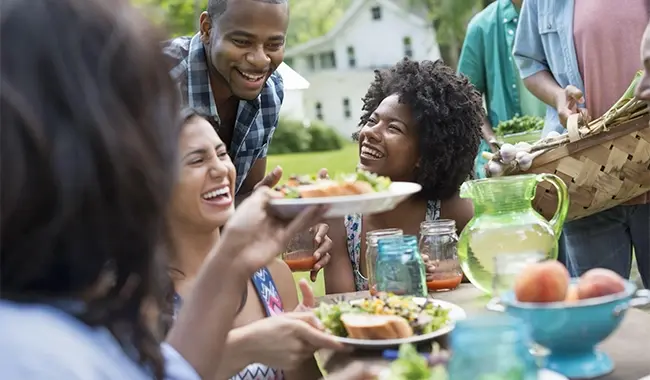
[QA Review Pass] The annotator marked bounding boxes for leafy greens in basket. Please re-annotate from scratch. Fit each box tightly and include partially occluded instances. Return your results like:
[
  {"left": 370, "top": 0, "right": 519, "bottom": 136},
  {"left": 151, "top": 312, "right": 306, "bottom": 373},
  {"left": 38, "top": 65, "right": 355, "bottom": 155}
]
[{"left": 314, "top": 293, "right": 450, "bottom": 338}]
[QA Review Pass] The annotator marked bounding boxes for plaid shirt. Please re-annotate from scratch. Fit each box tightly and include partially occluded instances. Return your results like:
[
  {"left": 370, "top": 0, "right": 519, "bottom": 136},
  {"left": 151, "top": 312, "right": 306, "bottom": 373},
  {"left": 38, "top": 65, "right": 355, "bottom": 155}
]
[{"left": 163, "top": 34, "right": 284, "bottom": 194}]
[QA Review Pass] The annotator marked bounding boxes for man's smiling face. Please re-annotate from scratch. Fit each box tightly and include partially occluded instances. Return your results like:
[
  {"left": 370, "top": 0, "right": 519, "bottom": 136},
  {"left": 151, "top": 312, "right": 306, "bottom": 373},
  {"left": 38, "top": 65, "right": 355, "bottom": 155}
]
[{"left": 201, "top": 0, "right": 289, "bottom": 100}]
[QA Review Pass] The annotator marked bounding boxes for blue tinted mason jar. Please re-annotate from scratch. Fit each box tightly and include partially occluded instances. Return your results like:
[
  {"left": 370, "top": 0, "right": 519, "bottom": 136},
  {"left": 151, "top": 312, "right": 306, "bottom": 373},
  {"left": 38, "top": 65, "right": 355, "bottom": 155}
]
[
  {"left": 375, "top": 235, "right": 427, "bottom": 297},
  {"left": 448, "top": 315, "right": 538, "bottom": 380}
]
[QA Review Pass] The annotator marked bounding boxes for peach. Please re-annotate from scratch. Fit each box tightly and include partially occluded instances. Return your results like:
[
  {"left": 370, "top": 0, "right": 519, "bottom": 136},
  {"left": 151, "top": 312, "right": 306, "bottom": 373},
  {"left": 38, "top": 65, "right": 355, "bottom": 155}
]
[
  {"left": 514, "top": 261, "right": 570, "bottom": 303},
  {"left": 576, "top": 268, "right": 626, "bottom": 300}
]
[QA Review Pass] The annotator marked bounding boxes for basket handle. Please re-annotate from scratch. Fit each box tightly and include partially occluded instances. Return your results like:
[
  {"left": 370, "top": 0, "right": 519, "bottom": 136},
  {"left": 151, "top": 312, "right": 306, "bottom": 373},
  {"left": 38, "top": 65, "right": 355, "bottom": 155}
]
[
  {"left": 567, "top": 113, "right": 582, "bottom": 142},
  {"left": 535, "top": 173, "right": 569, "bottom": 240}
]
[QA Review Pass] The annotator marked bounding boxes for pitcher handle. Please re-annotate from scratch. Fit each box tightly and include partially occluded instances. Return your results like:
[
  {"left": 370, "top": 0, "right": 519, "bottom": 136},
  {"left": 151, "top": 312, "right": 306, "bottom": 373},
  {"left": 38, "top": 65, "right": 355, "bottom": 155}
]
[{"left": 535, "top": 173, "right": 569, "bottom": 239}]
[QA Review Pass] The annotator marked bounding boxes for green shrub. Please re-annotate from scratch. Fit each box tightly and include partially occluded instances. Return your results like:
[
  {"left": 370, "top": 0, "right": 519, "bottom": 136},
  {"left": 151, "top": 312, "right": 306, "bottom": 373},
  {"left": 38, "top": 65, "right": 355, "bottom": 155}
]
[
  {"left": 306, "top": 121, "right": 344, "bottom": 152},
  {"left": 269, "top": 119, "right": 343, "bottom": 154},
  {"left": 268, "top": 119, "right": 312, "bottom": 155}
]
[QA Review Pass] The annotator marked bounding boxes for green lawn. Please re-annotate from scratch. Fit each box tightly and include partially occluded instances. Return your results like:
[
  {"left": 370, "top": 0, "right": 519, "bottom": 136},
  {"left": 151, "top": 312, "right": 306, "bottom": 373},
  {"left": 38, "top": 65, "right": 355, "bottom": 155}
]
[
  {"left": 269, "top": 144, "right": 358, "bottom": 298},
  {"left": 267, "top": 143, "right": 358, "bottom": 178}
]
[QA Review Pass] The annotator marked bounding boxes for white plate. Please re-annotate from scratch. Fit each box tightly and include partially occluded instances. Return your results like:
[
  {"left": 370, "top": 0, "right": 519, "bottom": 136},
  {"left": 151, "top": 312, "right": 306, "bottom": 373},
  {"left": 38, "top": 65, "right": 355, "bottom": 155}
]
[
  {"left": 268, "top": 182, "right": 422, "bottom": 219},
  {"left": 332, "top": 298, "right": 466, "bottom": 349}
]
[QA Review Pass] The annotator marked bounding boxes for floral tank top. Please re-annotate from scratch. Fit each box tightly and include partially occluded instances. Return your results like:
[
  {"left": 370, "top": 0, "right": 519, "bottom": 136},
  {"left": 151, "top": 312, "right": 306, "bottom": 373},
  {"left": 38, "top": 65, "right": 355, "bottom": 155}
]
[
  {"left": 173, "top": 267, "right": 284, "bottom": 380},
  {"left": 344, "top": 200, "right": 441, "bottom": 291}
]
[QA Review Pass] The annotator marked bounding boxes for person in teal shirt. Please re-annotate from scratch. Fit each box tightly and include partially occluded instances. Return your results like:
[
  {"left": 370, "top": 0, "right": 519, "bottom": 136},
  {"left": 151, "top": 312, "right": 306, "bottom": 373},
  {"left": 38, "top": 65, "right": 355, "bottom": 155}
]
[{"left": 458, "top": 0, "right": 546, "bottom": 179}]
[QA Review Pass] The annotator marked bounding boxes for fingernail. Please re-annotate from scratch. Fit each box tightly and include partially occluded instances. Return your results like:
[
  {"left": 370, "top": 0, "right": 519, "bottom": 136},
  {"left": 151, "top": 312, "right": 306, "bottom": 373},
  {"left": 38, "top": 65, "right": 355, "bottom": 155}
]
[{"left": 315, "top": 236, "right": 321, "bottom": 244}]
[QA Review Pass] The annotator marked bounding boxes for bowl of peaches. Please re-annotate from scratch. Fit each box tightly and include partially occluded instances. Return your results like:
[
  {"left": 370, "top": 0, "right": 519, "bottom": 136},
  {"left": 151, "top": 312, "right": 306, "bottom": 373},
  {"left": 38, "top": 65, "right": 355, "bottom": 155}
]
[{"left": 487, "top": 261, "right": 650, "bottom": 379}]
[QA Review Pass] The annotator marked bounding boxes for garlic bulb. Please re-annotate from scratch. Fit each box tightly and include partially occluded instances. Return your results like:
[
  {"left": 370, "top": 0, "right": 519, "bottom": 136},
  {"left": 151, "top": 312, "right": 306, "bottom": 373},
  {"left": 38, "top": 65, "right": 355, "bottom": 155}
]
[
  {"left": 487, "top": 160, "right": 504, "bottom": 176},
  {"left": 516, "top": 151, "right": 533, "bottom": 171},
  {"left": 499, "top": 143, "right": 517, "bottom": 164}
]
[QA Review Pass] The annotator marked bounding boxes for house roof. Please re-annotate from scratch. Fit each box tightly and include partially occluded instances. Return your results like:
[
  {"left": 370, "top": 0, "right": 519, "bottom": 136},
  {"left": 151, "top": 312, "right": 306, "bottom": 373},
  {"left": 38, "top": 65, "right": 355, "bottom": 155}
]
[
  {"left": 276, "top": 62, "right": 310, "bottom": 90},
  {"left": 285, "top": 0, "right": 430, "bottom": 57}
]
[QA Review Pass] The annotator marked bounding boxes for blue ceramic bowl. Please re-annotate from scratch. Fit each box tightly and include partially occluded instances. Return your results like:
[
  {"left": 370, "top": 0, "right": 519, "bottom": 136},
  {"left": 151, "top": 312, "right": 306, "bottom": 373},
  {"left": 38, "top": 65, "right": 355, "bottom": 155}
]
[{"left": 487, "top": 280, "right": 650, "bottom": 379}]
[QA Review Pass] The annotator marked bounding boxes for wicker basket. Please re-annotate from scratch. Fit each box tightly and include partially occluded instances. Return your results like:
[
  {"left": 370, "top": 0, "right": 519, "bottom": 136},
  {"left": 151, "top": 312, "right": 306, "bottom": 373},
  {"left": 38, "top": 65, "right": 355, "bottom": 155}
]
[{"left": 529, "top": 113, "right": 650, "bottom": 221}]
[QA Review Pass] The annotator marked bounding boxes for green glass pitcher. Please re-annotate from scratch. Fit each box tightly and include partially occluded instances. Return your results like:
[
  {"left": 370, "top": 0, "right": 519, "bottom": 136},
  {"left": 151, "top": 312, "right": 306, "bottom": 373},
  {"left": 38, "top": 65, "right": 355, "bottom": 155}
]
[{"left": 457, "top": 173, "right": 569, "bottom": 295}]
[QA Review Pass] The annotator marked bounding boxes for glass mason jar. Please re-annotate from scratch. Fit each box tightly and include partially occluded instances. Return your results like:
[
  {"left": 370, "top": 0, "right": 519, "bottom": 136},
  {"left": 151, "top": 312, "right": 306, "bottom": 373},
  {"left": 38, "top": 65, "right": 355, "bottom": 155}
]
[
  {"left": 448, "top": 315, "right": 538, "bottom": 380},
  {"left": 419, "top": 219, "right": 462, "bottom": 292},
  {"left": 375, "top": 235, "right": 427, "bottom": 297},
  {"left": 365, "top": 228, "right": 403, "bottom": 296}
]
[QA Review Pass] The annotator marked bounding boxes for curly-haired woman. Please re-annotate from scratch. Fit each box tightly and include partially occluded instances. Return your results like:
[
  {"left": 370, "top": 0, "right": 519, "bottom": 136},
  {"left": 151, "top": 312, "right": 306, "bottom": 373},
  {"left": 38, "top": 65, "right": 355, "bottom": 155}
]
[{"left": 324, "top": 58, "right": 484, "bottom": 293}]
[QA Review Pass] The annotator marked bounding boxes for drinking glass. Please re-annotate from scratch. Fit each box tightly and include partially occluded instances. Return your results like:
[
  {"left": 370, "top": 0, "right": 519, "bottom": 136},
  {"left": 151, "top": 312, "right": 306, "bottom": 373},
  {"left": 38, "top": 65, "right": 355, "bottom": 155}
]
[
  {"left": 448, "top": 315, "right": 538, "bottom": 380},
  {"left": 419, "top": 219, "right": 462, "bottom": 292},
  {"left": 282, "top": 229, "right": 316, "bottom": 272},
  {"left": 375, "top": 235, "right": 427, "bottom": 297},
  {"left": 365, "top": 228, "right": 403, "bottom": 295}
]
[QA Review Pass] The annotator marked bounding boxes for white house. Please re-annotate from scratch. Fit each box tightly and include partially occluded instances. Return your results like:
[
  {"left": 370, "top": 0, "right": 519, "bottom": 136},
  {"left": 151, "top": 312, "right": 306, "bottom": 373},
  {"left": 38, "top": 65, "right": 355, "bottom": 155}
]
[
  {"left": 284, "top": 0, "right": 441, "bottom": 138},
  {"left": 276, "top": 62, "right": 310, "bottom": 121}
]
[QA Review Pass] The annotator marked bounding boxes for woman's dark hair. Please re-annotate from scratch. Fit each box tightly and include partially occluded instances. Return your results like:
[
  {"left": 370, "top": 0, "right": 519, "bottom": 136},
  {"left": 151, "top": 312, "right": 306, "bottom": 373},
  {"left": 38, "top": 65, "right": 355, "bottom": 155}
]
[
  {"left": 354, "top": 58, "right": 483, "bottom": 200},
  {"left": 1, "top": 0, "right": 180, "bottom": 377}
]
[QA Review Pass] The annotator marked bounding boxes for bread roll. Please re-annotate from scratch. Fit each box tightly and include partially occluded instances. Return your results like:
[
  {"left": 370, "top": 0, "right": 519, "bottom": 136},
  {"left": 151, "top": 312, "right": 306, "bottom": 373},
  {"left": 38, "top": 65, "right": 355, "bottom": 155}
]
[{"left": 340, "top": 313, "right": 414, "bottom": 340}]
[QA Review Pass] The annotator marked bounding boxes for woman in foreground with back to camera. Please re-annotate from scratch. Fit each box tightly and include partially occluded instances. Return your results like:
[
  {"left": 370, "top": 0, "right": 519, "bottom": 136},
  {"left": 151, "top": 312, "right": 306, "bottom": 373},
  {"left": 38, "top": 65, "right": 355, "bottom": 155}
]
[{"left": 0, "top": 0, "right": 380, "bottom": 379}]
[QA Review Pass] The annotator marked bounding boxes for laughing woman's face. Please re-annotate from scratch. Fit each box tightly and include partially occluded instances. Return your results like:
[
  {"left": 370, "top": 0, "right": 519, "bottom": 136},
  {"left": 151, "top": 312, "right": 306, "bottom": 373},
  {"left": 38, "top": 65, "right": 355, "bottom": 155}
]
[
  {"left": 357, "top": 94, "right": 420, "bottom": 182},
  {"left": 168, "top": 116, "right": 237, "bottom": 230}
]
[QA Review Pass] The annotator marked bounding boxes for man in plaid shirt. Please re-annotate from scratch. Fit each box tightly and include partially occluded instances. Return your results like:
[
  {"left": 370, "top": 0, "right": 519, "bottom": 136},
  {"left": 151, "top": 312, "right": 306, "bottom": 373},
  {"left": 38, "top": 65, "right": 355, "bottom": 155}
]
[
  {"left": 163, "top": 0, "right": 334, "bottom": 280},
  {"left": 163, "top": 0, "right": 288, "bottom": 198}
]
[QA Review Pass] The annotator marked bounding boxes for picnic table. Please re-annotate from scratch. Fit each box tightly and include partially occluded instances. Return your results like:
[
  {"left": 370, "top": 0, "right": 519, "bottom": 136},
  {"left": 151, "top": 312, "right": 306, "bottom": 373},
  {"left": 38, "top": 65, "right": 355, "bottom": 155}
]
[{"left": 316, "top": 284, "right": 650, "bottom": 379}]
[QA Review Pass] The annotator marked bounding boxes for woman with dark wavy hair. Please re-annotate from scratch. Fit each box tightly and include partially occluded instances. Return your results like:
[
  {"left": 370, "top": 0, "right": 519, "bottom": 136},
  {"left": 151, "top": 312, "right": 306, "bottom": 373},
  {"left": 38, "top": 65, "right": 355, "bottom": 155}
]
[
  {"left": 325, "top": 58, "right": 484, "bottom": 293},
  {"left": 0, "top": 0, "right": 326, "bottom": 378}
]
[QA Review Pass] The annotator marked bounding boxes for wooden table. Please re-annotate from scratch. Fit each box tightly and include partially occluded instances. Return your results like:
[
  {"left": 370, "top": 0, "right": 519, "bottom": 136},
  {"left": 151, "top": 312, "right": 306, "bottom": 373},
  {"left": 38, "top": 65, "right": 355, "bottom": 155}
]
[{"left": 317, "top": 285, "right": 650, "bottom": 379}]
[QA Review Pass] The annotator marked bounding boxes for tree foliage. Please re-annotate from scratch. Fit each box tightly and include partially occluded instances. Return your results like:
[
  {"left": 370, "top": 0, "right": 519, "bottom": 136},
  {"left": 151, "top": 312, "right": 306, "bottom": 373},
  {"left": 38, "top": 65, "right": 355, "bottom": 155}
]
[
  {"left": 131, "top": 0, "right": 494, "bottom": 66},
  {"left": 407, "top": 0, "right": 492, "bottom": 67},
  {"left": 132, "top": 0, "right": 351, "bottom": 47}
]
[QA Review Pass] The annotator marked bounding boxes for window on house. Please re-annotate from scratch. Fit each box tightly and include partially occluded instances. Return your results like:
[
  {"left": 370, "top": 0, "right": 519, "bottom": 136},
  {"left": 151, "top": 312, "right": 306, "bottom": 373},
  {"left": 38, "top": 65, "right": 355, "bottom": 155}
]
[
  {"left": 403, "top": 36, "right": 413, "bottom": 58},
  {"left": 283, "top": 57, "right": 294, "bottom": 67},
  {"left": 319, "top": 51, "right": 336, "bottom": 69},
  {"left": 315, "top": 102, "right": 323, "bottom": 120},
  {"left": 371, "top": 6, "right": 382, "bottom": 20},
  {"left": 347, "top": 46, "right": 356, "bottom": 68},
  {"left": 307, "top": 54, "right": 316, "bottom": 71},
  {"left": 343, "top": 98, "right": 351, "bottom": 118}
]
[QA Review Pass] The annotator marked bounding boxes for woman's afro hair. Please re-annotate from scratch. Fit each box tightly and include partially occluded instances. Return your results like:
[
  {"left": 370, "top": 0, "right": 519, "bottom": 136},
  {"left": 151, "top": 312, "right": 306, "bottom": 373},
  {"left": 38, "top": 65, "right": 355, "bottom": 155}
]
[{"left": 354, "top": 58, "right": 484, "bottom": 201}]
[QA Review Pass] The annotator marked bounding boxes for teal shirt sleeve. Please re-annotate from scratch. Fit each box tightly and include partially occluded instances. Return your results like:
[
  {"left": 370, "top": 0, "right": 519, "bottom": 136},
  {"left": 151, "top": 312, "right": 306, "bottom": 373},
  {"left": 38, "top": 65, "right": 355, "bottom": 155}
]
[
  {"left": 458, "top": 18, "right": 486, "bottom": 94},
  {"left": 513, "top": 0, "right": 549, "bottom": 79}
]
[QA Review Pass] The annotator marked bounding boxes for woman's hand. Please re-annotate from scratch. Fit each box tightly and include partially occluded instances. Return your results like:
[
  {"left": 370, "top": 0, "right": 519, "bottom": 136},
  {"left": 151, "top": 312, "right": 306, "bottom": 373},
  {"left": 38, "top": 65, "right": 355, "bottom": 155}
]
[
  {"left": 221, "top": 187, "right": 329, "bottom": 277},
  {"left": 311, "top": 224, "right": 332, "bottom": 281},
  {"left": 293, "top": 279, "right": 317, "bottom": 312},
  {"left": 421, "top": 254, "right": 437, "bottom": 275},
  {"left": 238, "top": 312, "right": 346, "bottom": 371}
]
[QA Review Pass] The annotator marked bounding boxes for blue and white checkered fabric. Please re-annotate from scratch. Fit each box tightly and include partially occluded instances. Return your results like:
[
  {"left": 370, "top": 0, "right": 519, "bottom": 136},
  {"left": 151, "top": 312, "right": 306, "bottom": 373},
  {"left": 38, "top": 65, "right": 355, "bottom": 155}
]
[{"left": 164, "top": 34, "right": 284, "bottom": 194}]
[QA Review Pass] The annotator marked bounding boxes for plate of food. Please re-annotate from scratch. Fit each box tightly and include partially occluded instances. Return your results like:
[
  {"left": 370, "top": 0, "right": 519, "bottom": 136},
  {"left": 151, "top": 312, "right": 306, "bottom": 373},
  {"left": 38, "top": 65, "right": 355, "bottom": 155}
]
[
  {"left": 269, "top": 170, "right": 421, "bottom": 219},
  {"left": 314, "top": 293, "right": 466, "bottom": 349}
]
